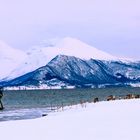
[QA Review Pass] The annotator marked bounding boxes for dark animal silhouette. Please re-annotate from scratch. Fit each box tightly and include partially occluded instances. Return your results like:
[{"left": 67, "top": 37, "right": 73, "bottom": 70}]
[
  {"left": 94, "top": 97, "right": 99, "bottom": 103},
  {"left": 124, "top": 94, "right": 135, "bottom": 99},
  {"left": 107, "top": 95, "right": 116, "bottom": 101},
  {"left": 135, "top": 94, "right": 140, "bottom": 99}
]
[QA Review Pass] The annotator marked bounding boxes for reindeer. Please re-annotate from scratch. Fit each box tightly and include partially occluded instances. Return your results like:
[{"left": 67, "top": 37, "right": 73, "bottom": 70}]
[
  {"left": 124, "top": 94, "right": 135, "bottom": 99},
  {"left": 135, "top": 94, "right": 140, "bottom": 99},
  {"left": 93, "top": 97, "right": 99, "bottom": 103},
  {"left": 107, "top": 95, "right": 116, "bottom": 101}
]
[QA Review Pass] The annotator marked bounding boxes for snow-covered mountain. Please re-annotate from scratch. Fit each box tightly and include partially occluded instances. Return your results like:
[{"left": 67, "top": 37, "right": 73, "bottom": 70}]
[
  {"left": 0, "top": 41, "right": 26, "bottom": 80},
  {"left": 1, "top": 55, "right": 140, "bottom": 88},
  {"left": 1, "top": 37, "right": 139, "bottom": 89},
  {"left": 7, "top": 37, "right": 118, "bottom": 80}
]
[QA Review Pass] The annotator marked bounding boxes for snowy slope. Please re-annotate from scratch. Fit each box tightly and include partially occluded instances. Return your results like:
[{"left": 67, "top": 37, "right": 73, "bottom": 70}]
[
  {"left": 41, "top": 37, "right": 118, "bottom": 60},
  {"left": 0, "top": 41, "right": 26, "bottom": 80},
  {"left": 8, "top": 37, "right": 118, "bottom": 79},
  {"left": 0, "top": 99, "right": 140, "bottom": 140}
]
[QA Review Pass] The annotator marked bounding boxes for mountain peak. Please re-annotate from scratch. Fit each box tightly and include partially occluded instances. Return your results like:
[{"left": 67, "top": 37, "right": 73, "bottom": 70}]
[
  {"left": 0, "top": 41, "right": 26, "bottom": 80},
  {"left": 53, "top": 37, "right": 117, "bottom": 60}
]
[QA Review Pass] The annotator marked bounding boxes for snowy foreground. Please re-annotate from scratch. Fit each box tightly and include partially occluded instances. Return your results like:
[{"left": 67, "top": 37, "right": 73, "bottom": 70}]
[{"left": 0, "top": 99, "right": 140, "bottom": 140}]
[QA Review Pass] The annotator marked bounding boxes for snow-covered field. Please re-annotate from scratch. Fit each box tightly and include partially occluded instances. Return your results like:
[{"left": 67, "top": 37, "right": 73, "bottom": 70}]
[{"left": 0, "top": 99, "right": 140, "bottom": 140}]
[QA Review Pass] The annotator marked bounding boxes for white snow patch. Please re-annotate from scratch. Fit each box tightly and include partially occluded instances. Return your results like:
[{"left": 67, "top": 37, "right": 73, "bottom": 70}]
[
  {"left": 4, "top": 85, "right": 75, "bottom": 90},
  {"left": 129, "top": 83, "right": 140, "bottom": 87}
]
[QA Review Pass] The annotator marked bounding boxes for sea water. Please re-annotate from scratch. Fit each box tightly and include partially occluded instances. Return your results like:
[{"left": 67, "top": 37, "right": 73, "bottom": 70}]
[{"left": 0, "top": 87, "right": 140, "bottom": 121}]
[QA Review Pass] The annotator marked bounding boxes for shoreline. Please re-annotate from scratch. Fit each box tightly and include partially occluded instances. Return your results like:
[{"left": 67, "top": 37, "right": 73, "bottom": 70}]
[
  {"left": 0, "top": 99, "right": 140, "bottom": 140},
  {"left": 1, "top": 96, "right": 140, "bottom": 122}
]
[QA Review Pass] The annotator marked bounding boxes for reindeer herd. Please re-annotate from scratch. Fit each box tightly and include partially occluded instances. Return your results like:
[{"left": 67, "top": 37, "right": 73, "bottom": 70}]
[
  {"left": 43, "top": 93, "right": 140, "bottom": 114},
  {"left": 94, "top": 94, "right": 140, "bottom": 103}
]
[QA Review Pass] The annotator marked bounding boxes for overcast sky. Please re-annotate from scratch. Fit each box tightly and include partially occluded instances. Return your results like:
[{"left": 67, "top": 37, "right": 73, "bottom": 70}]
[{"left": 0, "top": 0, "right": 140, "bottom": 59}]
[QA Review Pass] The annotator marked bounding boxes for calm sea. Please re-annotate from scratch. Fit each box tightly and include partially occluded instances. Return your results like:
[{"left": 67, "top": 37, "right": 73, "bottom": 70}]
[{"left": 0, "top": 87, "right": 140, "bottom": 121}]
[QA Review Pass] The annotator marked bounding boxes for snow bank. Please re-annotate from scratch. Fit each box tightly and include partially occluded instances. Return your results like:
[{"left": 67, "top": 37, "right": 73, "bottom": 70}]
[{"left": 0, "top": 99, "right": 140, "bottom": 140}]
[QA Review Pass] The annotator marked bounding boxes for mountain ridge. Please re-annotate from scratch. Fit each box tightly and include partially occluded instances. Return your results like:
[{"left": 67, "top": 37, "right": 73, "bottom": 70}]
[{"left": 1, "top": 54, "right": 140, "bottom": 89}]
